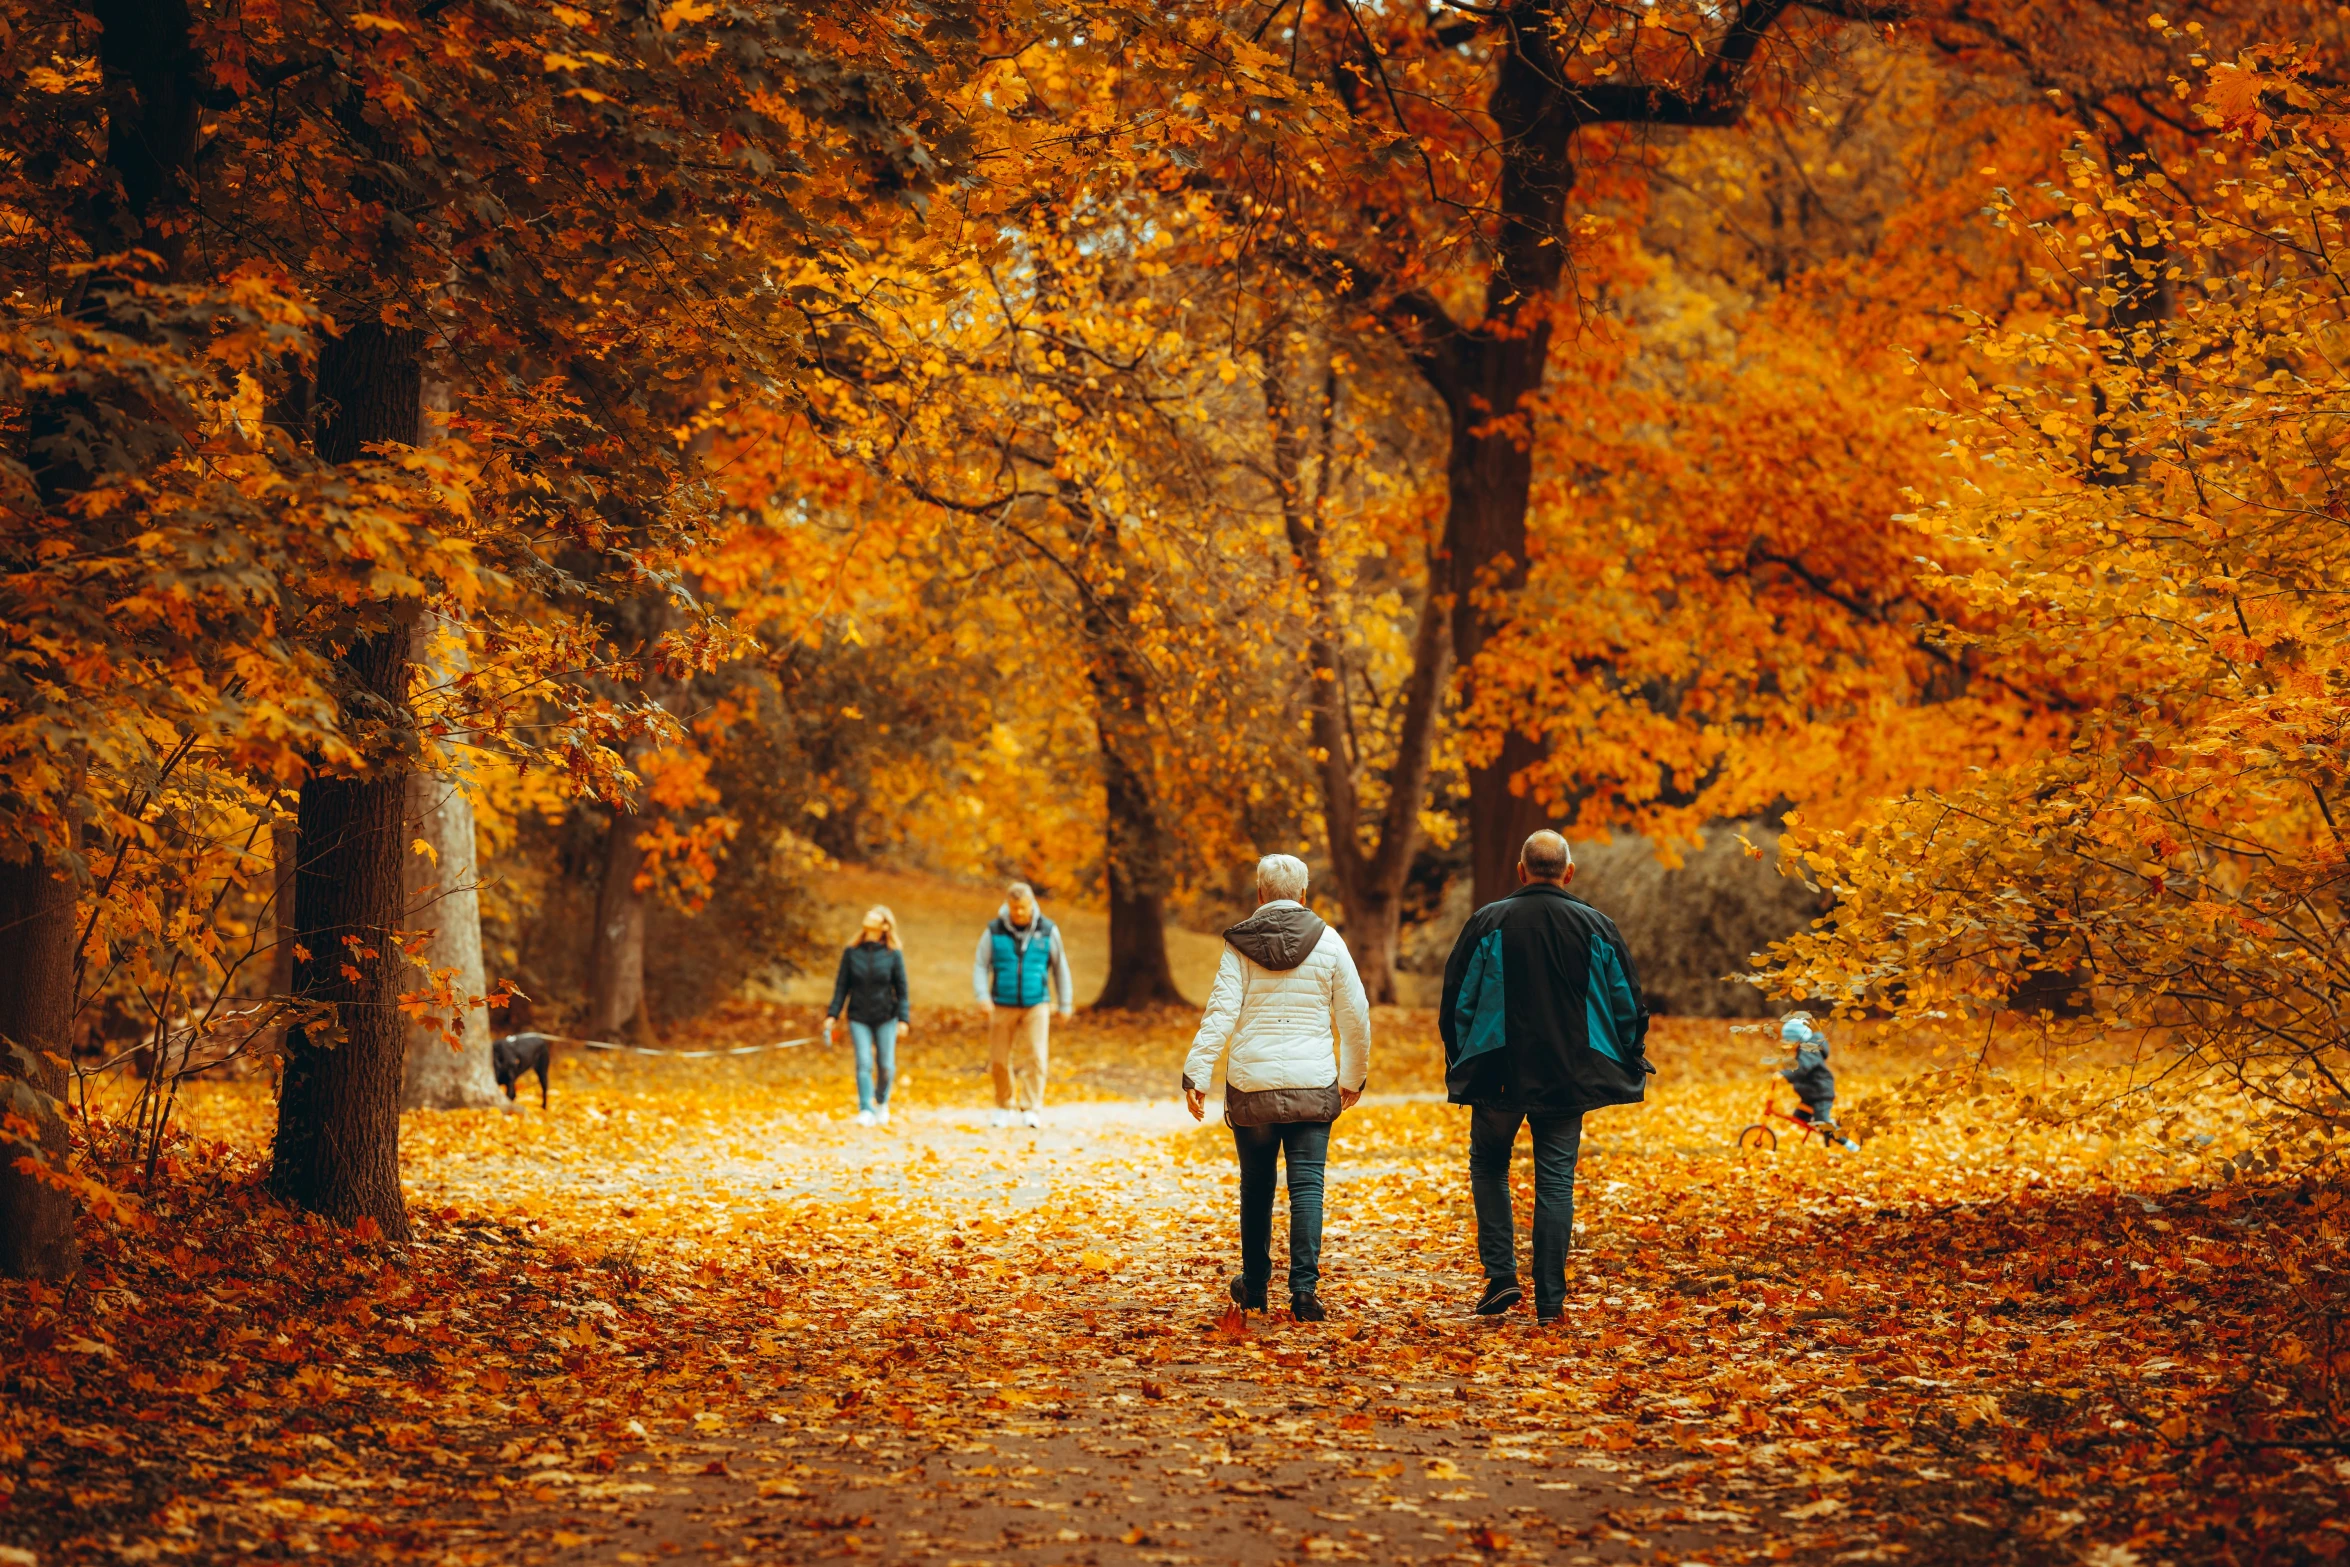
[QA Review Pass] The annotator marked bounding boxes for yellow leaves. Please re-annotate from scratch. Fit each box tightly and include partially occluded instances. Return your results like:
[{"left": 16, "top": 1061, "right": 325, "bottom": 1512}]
[
  {"left": 657, "top": 0, "right": 717, "bottom": 28},
  {"left": 350, "top": 11, "right": 409, "bottom": 30},
  {"left": 25, "top": 58, "right": 102, "bottom": 94}
]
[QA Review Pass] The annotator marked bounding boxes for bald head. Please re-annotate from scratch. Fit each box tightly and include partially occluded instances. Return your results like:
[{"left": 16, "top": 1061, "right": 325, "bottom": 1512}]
[{"left": 1518, "top": 829, "right": 1574, "bottom": 886}]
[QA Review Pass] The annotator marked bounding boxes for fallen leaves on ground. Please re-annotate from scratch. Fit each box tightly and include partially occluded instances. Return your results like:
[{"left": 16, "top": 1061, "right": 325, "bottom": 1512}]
[{"left": 3, "top": 1008, "right": 2345, "bottom": 1564}]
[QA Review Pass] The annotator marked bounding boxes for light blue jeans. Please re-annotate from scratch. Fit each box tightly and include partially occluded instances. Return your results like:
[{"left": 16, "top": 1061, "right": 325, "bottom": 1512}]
[{"left": 848, "top": 1020, "right": 898, "bottom": 1113}]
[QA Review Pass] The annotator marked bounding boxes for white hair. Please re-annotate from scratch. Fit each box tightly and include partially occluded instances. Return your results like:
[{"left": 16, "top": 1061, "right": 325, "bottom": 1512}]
[{"left": 1255, "top": 853, "right": 1309, "bottom": 903}]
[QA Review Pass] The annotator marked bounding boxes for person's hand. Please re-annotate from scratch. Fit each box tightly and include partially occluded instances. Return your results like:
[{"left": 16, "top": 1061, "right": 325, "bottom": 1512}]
[
  {"left": 898, "top": 1019, "right": 913, "bottom": 1037},
  {"left": 1185, "top": 1087, "right": 1207, "bottom": 1122},
  {"left": 821, "top": 1016, "right": 835, "bottom": 1046},
  {"left": 1339, "top": 1086, "right": 1362, "bottom": 1111}
]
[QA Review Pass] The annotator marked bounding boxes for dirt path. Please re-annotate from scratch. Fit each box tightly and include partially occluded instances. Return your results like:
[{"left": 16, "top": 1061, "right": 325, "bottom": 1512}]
[
  {"left": 25, "top": 1013, "right": 2328, "bottom": 1567},
  {"left": 403, "top": 1097, "right": 1752, "bottom": 1567}
]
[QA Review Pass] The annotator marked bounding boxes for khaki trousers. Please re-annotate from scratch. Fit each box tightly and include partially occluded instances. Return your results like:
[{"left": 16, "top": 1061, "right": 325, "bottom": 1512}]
[{"left": 988, "top": 1002, "right": 1051, "bottom": 1111}]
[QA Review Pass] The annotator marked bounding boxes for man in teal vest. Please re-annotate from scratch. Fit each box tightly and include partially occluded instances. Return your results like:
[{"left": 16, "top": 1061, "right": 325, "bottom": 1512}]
[{"left": 970, "top": 881, "right": 1074, "bottom": 1128}]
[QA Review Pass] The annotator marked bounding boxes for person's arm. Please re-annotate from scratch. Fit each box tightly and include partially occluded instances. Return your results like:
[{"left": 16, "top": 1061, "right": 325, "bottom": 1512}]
[
  {"left": 1606, "top": 919, "right": 1652, "bottom": 1056},
  {"left": 973, "top": 930, "right": 994, "bottom": 1007},
  {"left": 1326, "top": 933, "right": 1371, "bottom": 1100},
  {"left": 1437, "top": 910, "right": 1478, "bottom": 1059},
  {"left": 826, "top": 948, "right": 851, "bottom": 1021},
  {"left": 1049, "top": 924, "right": 1074, "bottom": 1017},
  {"left": 1181, "top": 946, "right": 1245, "bottom": 1119},
  {"left": 1585, "top": 932, "right": 1645, "bottom": 1066},
  {"left": 892, "top": 949, "right": 910, "bottom": 1026}
]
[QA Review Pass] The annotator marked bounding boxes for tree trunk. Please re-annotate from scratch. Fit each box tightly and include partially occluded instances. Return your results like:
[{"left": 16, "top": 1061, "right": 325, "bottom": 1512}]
[
  {"left": 1377, "top": 31, "right": 1576, "bottom": 912},
  {"left": 1265, "top": 352, "right": 1452, "bottom": 1002},
  {"left": 1085, "top": 576, "right": 1186, "bottom": 1010},
  {"left": 268, "top": 321, "right": 422, "bottom": 1237},
  {"left": 0, "top": 847, "right": 81, "bottom": 1280},
  {"left": 1440, "top": 326, "right": 1563, "bottom": 912},
  {"left": 1095, "top": 740, "right": 1186, "bottom": 1009},
  {"left": 587, "top": 805, "right": 653, "bottom": 1043},
  {"left": 400, "top": 765, "right": 498, "bottom": 1108}
]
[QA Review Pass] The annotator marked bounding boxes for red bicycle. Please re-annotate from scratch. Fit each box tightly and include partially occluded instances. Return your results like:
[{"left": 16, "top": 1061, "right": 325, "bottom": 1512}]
[{"left": 1737, "top": 1089, "right": 1855, "bottom": 1152}]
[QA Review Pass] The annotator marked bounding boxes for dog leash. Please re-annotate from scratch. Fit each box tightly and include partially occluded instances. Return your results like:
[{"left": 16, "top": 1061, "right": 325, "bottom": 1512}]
[{"left": 568, "top": 1034, "right": 822, "bottom": 1058}]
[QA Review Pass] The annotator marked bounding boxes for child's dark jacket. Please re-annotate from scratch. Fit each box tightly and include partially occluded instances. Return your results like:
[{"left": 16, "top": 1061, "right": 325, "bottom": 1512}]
[{"left": 1781, "top": 1044, "right": 1835, "bottom": 1105}]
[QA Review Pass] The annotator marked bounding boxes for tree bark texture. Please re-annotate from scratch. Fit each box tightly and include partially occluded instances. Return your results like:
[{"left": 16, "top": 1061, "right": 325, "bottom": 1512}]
[
  {"left": 1396, "top": 26, "right": 1577, "bottom": 910},
  {"left": 400, "top": 767, "right": 498, "bottom": 1108},
  {"left": 268, "top": 321, "right": 422, "bottom": 1237},
  {"left": 1264, "top": 357, "right": 1451, "bottom": 1003},
  {"left": 0, "top": 848, "right": 82, "bottom": 1280},
  {"left": 1085, "top": 582, "right": 1186, "bottom": 1010},
  {"left": 587, "top": 804, "right": 654, "bottom": 1044},
  {"left": 1095, "top": 747, "right": 1186, "bottom": 1009}
]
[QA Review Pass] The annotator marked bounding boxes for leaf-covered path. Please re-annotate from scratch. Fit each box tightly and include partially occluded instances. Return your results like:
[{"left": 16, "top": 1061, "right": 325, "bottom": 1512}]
[{"left": 5, "top": 1009, "right": 2344, "bottom": 1565}]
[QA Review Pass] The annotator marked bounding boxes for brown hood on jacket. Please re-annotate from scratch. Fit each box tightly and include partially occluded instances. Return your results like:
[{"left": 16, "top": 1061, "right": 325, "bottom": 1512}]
[{"left": 1223, "top": 902, "right": 1328, "bottom": 972}]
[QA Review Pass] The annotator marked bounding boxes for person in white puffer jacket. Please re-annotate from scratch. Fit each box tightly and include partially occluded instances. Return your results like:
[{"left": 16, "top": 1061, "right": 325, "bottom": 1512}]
[{"left": 1182, "top": 853, "right": 1371, "bottom": 1321}]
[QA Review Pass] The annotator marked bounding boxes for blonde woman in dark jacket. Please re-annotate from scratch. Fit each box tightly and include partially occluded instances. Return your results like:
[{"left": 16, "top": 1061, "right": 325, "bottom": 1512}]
[{"left": 824, "top": 905, "right": 910, "bottom": 1126}]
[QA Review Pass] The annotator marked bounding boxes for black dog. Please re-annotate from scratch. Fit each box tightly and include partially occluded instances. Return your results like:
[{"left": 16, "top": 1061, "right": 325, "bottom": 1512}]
[{"left": 492, "top": 1032, "right": 552, "bottom": 1108}]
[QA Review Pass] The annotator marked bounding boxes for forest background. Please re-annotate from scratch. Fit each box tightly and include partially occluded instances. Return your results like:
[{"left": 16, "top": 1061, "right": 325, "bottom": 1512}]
[
  {"left": 6, "top": 0, "right": 2350, "bottom": 1264},
  {"left": 4, "top": 0, "right": 2350, "bottom": 1560}
]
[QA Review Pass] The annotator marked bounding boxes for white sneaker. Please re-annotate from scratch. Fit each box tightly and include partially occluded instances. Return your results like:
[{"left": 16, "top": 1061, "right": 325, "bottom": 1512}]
[
  {"left": 876, "top": 1104, "right": 891, "bottom": 1126},
  {"left": 1021, "top": 1110, "right": 1041, "bottom": 1129},
  {"left": 854, "top": 1109, "right": 876, "bottom": 1127},
  {"left": 990, "top": 1108, "right": 1013, "bottom": 1129}
]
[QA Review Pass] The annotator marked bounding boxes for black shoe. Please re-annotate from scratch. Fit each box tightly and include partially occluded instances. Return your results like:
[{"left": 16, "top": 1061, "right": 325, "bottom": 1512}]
[
  {"left": 1474, "top": 1278, "right": 1522, "bottom": 1316},
  {"left": 1537, "top": 1308, "right": 1563, "bottom": 1325},
  {"left": 1229, "top": 1276, "right": 1267, "bottom": 1311},
  {"left": 1290, "top": 1294, "right": 1327, "bottom": 1322}
]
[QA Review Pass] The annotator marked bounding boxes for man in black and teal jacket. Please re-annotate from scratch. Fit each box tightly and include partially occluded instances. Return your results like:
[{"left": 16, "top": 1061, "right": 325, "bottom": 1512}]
[
  {"left": 1438, "top": 830, "right": 1652, "bottom": 1322},
  {"left": 971, "top": 882, "right": 1074, "bottom": 1129}
]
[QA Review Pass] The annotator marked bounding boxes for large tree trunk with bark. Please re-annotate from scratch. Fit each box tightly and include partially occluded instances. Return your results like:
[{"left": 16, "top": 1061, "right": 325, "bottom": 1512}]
[
  {"left": 400, "top": 763, "right": 498, "bottom": 1108},
  {"left": 268, "top": 321, "right": 423, "bottom": 1237},
  {"left": 0, "top": 848, "right": 81, "bottom": 1280},
  {"left": 586, "top": 804, "right": 654, "bottom": 1043},
  {"left": 1444, "top": 382, "right": 1557, "bottom": 910},
  {"left": 1366, "top": 26, "right": 1576, "bottom": 911},
  {"left": 1088, "top": 601, "right": 1186, "bottom": 1010},
  {"left": 1095, "top": 741, "right": 1186, "bottom": 1010}
]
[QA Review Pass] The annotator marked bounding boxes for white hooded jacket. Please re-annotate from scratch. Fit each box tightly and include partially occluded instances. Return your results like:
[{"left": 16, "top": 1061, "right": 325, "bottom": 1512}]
[{"left": 1181, "top": 900, "right": 1372, "bottom": 1096}]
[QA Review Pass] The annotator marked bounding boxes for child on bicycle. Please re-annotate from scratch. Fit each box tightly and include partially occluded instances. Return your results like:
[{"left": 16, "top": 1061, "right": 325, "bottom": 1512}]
[{"left": 1781, "top": 1013, "right": 1859, "bottom": 1150}]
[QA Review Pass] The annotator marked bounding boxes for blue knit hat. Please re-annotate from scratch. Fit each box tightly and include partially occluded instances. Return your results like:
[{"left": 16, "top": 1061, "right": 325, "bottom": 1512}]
[{"left": 1780, "top": 1012, "right": 1823, "bottom": 1045}]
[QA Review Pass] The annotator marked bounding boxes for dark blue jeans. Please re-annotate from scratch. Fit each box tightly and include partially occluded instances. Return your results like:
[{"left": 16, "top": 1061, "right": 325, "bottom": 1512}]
[
  {"left": 1468, "top": 1107, "right": 1585, "bottom": 1315},
  {"left": 1233, "top": 1119, "right": 1330, "bottom": 1299}
]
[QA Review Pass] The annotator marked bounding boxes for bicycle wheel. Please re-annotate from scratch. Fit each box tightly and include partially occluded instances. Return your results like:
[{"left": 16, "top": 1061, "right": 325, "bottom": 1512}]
[{"left": 1737, "top": 1124, "right": 1777, "bottom": 1152}]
